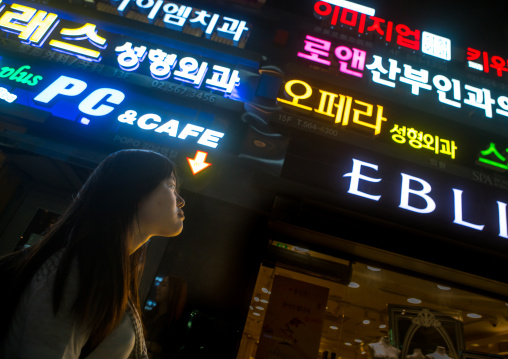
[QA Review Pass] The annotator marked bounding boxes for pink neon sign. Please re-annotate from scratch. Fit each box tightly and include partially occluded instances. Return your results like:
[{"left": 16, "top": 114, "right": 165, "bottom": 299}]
[{"left": 297, "top": 34, "right": 367, "bottom": 77}]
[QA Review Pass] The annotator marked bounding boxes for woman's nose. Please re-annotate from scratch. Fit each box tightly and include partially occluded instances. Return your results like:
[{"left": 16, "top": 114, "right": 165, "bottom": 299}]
[{"left": 177, "top": 193, "right": 185, "bottom": 207}]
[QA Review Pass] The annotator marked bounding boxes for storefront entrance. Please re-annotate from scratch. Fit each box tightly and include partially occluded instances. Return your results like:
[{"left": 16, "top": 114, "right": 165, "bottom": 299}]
[{"left": 237, "top": 240, "right": 508, "bottom": 359}]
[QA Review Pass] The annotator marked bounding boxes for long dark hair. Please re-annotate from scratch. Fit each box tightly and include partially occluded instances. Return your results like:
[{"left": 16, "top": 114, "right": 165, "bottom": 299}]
[{"left": 0, "top": 149, "right": 176, "bottom": 351}]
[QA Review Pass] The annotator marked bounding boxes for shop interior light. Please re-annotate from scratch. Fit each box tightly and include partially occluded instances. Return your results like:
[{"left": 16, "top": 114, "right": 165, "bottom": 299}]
[
  {"left": 355, "top": 339, "right": 363, "bottom": 343},
  {"left": 261, "top": 287, "right": 269, "bottom": 293},
  {"left": 467, "top": 313, "right": 482, "bottom": 319},
  {"left": 407, "top": 298, "right": 422, "bottom": 304},
  {"left": 367, "top": 266, "right": 381, "bottom": 271},
  {"left": 379, "top": 324, "right": 387, "bottom": 329},
  {"left": 255, "top": 306, "right": 264, "bottom": 310},
  {"left": 437, "top": 285, "right": 451, "bottom": 290},
  {"left": 249, "top": 306, "right": 253, "bottom": 310},
  {"left": 253, "top": 312, "right": 261, "bottom": 316},
  {"left": 348, "top": 282, "right": 360, "bottom": 288},
  {"left": 260, "top": 299, "right": 269, "bottom": 304},
  {"left": 253, "top": 297, "right": 260, "bottom": 302},
  {"left": 330, "top": 326, "right": 339, "bottom": 330},
  {"left": 362, "top": 319, "right": 370, "bottom": 324},
  {"left": 345, "top": 342, "right": 352, "bottom": 346}
]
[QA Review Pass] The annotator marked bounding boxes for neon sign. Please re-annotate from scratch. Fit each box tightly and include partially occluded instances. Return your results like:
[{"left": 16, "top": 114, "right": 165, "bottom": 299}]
[
  {"left": 467, "top": 48, "right": 508, "bottom": 78},
  {"left": 0, "top": 3, "right": 59, "bottom": 46},
  {"left": 366, "top": 55, "right": 508, "bottom": 120},
  {"left": 343, "top": 158, "right": 508, "bottom": 238},
  {"left": 277, "top": 79, "right": 387, "bottom": 135},
  {"left": 187, "top": 150, "right": 211, "bottom": 174},
  {"left": 0, "top": 64, "right": 42, "bottom": 85},
  {"left": 389, "top": 125, "right": 457, "bottom": 159},
  {"left": 297, "top": 35, "right": 366, "bottom": 77},
  {"left": 115, "top": 42, "right": 240, "bottom": 94},
  {"left": 319, "top": 0, "right": 375, "bottom": 16},
  {"left": 34, "top": 75, "right": 125, "bottom": 117},
  {"left": 9, "top": 71, "right": 227, "bottom": 149},
  {"left": 112, "top": 0, "right": 249, "bottom": 47},
  {"left": 117, "top": 110, "right": 224, "bottom": 148},
  {"left": 313, "top": 1, "right": 451, "bottom": 61},
  {"left": 477, "top": 143, "right": 508, "bottom": 171},
  {"left": 0, "top": 2, "right": 243, "bottom": 99},
  {"left": 0, "top": 3, "right": 108, "bottom": 62},
  {"left": 0, "top": 87, "right": 17, "bottom": 102}
]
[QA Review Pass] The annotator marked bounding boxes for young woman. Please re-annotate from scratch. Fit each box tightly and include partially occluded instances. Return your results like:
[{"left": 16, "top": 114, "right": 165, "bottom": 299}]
[{"left": 0, "top": 149, "right": 185, "bottom": 358}]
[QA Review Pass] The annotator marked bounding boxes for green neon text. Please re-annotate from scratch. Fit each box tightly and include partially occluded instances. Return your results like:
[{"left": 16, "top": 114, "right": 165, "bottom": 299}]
[{"left": 0, "top": 65, "right": 43, "bottom": 86}]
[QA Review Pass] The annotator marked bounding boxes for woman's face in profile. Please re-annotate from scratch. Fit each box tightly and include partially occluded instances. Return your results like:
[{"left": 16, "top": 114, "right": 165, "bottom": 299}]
[{"left": 137, "top": 174, "right": 185, "bottom": 239}]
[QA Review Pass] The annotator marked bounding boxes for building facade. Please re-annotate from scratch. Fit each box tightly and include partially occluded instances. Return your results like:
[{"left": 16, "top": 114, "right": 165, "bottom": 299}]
[{"left": 1, "top": 0, "right": 508, "bottom": 358}]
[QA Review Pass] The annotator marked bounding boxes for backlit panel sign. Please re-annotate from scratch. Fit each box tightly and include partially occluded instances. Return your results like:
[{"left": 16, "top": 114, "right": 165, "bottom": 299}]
[
  {"left": 0, "top": 1, "right": 246, "bottom": 100},
  {"left": 282, "top": 136, "right": 508, "bottom": 245},
  {"left": 0, "top": 55, "right": 227, "bottom": 150}
]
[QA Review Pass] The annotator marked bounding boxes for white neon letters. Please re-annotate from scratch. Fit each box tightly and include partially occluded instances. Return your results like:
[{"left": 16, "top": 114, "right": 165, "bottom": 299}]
[
  {"left": 452, "top": 189, "right": 484, "bottom": 231},
  {"left": 497, "top": 201, "right": 508, "bottom": 239},
  {"left": 34, "top": 75, "right": 87, "bottom": 103},
  {"left": 343, "top": 158, "right": 508, "bottom": 238},
  {"left": 34, "top": 75, "right": 125, "bottom": 117},
  {"left": 118, "top": 110, "right": 224, "bottom": 148},
  {"left": 343, "top": 159, "right": 381, "bottom": 201},
  {"left": 400, "top": 173, "right": 436, "bottom": 214},
  {"left": 78, "top": 88, "right": 125, "bottom": 116}
]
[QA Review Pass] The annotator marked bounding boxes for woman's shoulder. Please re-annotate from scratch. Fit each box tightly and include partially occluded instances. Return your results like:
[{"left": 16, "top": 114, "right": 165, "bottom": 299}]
[
  {"left": 33, "top": 250, "right": 64, "bottom": 279},
  {"left": 30, "top": 249, "right": 80, "bottom": 295}
]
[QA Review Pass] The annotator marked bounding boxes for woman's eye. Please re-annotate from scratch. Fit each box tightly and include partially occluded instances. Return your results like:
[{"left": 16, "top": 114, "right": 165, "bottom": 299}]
[{"left": 169, "top": 184, "right": 176, "bottom": 191}]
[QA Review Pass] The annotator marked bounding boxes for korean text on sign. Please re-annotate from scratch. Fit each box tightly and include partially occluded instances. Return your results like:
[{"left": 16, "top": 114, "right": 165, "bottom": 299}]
[
  {"left": 478, "top": 143, "right": 508, "bottom": 171},
  {"left": 366, "top": 55, "right": 508, "bottom": 120},
  {"left": 0, "top": 3, "right": 108, "bottom": 62},
  {"left": 277, "top": 79, "right": 387, "bottom": 135},
  {"left": 115, "top": 41, "right": 240, "bottom": 95},
  {"left": 297, "top": 34, "right": 367, "bottom": 78},
  {"left": 313, "top": 1, "right": 451, "bottom": 61},
  {"left": 467, "top": 48, "right": 508, "bottom": 78},
  {"left": 115, "top": 0, "right": 249, "bottom": 46},
  {"left": 390, "top": 124, "right": 457, "bottom": 159}
]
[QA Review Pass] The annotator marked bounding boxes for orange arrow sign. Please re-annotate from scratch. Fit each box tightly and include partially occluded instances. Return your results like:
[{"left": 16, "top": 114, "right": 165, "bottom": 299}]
[{"left": 187, "top": 151, "right": 211, "bottom": 175}]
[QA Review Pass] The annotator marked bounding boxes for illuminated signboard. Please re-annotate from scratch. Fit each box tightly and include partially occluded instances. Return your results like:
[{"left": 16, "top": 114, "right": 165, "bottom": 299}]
[
  {"left": 467, "top": 47, "right": 508, "bottom": 79},
  {"left": 115, "top": 41, "right": 240, "bottom": 94},
  {"left": 0, "top": 54, "right": 227, "bottom": 150},
  {"left": 293, "top": 35, "right": 508, "bottom": 125},
  {"left": 273, "top": 75, "right": 508, "bottom": 181},
  {"left": 297, "top": 34, "right": 367, "bottom": 77},
  {"left": 0, "top": 2, "right": 245, "bottom": 99},
  {"left": 389, "top": 124, "right": 457, "bottom": 160},
  {"left": 320, "top": 0, "right": 376, "bottom": 16},
  {"left": 0, "top": 64, "right": 43, "bottom": 85},
  {"left": 477, "top": 143, "right": 508, "bottom": 172},
  {"left": 313, "top": 1, "right": 451, "bottom": 61},
  {"left": 277, "top": 79, "right": 387, "bottom": 136},
  {"left": 282, "top": 136, "right": 508, "bottom": 243},
  {"left": 100, "top": 0, "right": 250, "bottom": 47},
  {"left": 116, "top": 109, "right": 223, "bottom": 148}
]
